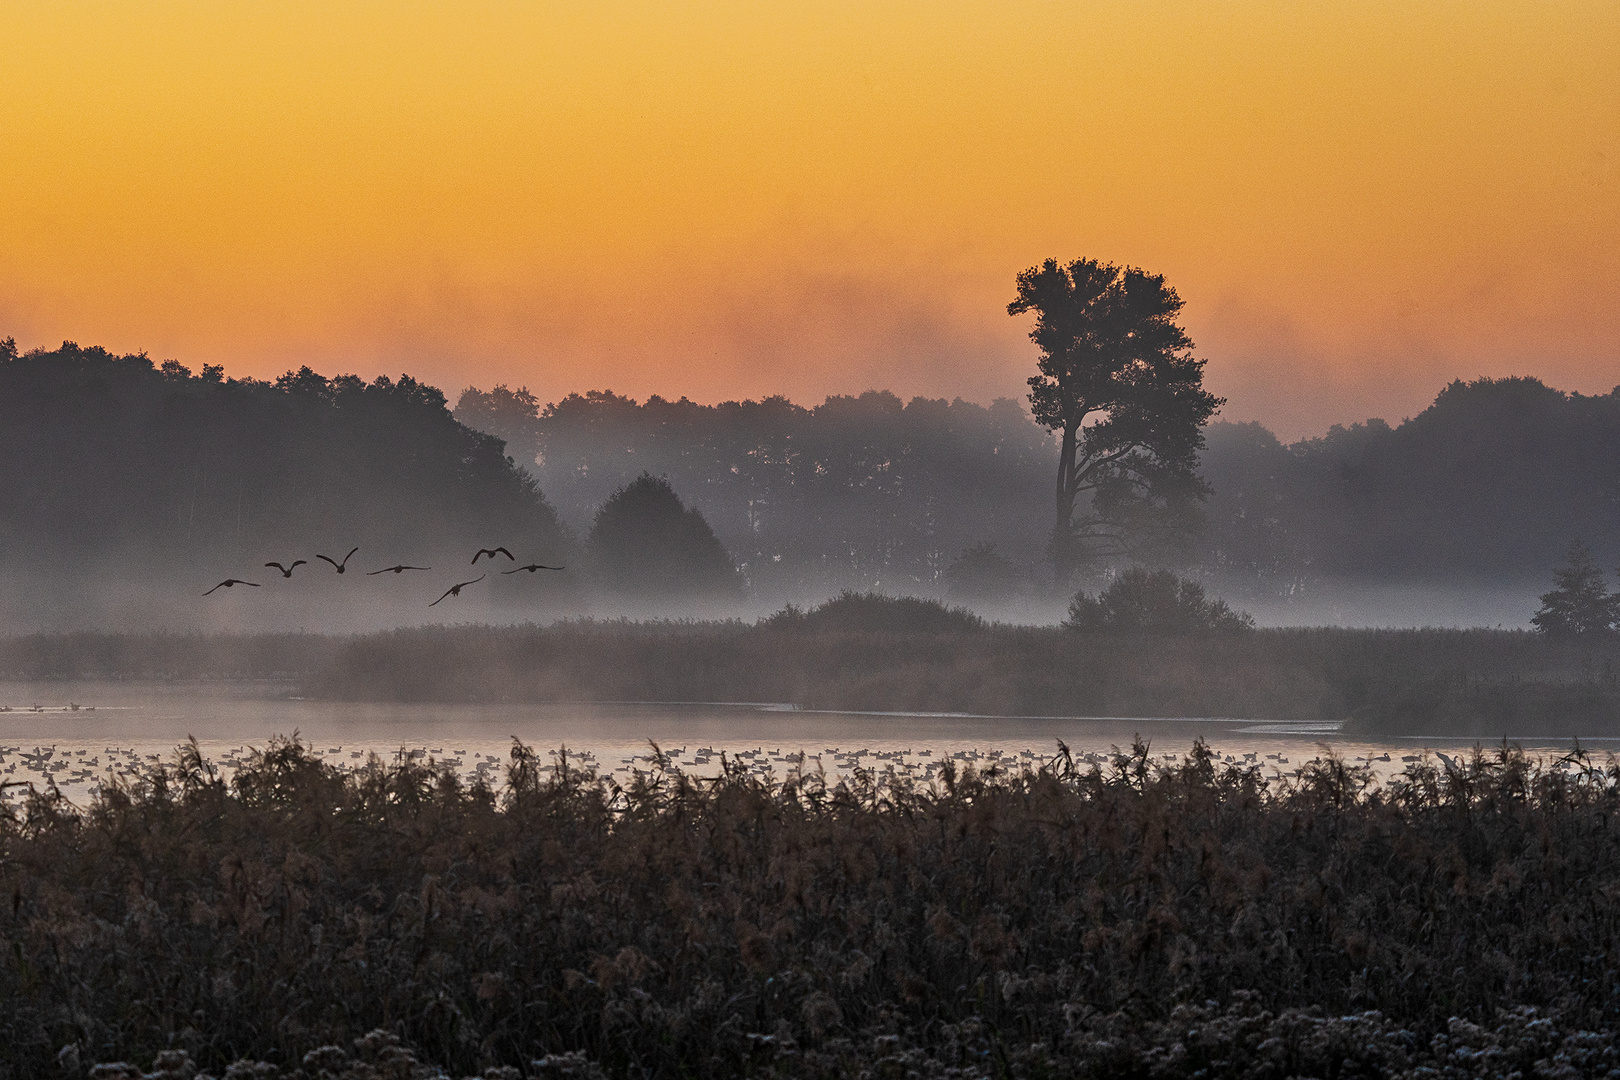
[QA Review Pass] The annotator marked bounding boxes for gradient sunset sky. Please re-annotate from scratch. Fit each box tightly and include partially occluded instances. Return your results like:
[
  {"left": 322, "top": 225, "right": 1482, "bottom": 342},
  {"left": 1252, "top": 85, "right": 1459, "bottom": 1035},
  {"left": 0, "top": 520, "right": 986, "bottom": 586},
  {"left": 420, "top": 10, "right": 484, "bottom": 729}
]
[{"left": 2, "top": 1, "right": 1615, "bottom": 438}]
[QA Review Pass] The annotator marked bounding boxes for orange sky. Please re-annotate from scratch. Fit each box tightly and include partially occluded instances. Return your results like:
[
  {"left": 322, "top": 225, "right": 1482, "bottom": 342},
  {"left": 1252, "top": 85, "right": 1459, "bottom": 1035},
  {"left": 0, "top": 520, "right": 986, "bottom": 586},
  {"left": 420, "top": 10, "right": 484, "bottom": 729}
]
[{"left": 1, "top": 1, "right": 1615, "bottom": 439}]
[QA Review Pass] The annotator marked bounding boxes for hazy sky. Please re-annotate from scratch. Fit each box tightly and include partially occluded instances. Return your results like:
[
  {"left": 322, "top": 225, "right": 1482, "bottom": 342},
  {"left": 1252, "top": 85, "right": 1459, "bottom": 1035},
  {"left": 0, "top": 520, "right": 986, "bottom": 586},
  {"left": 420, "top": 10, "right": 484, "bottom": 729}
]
[{"left": 2, "top": 1, "right": 1615, "bottom": 439}]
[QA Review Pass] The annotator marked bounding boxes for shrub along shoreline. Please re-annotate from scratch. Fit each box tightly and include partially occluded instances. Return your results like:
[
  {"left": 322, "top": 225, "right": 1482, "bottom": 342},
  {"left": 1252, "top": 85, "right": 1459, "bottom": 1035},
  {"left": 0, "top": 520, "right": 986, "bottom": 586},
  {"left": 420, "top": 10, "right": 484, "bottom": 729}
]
[{"left": 4, "top": 739, "right": 1620, "bottom": 1077}]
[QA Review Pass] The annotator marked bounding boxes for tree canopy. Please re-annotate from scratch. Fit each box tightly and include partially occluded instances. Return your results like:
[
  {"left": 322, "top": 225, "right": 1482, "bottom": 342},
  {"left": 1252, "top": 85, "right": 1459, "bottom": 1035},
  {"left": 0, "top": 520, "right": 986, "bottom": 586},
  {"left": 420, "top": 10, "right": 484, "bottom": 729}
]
[
  {"left": 1009, "top": 258, "right": 1222, "bottom": 577},
  {"left": 1065, "top": 567, "right": 1253, "bottom": 633},
  {"left": 452, "top": 384, "right": 545, "bottom": 472},
  {"left": 448, "top": 372, "right": 1620, "bottom": 607},
  {"left": 1531, "top": 541, "right": 1614, "bottom": 638}
]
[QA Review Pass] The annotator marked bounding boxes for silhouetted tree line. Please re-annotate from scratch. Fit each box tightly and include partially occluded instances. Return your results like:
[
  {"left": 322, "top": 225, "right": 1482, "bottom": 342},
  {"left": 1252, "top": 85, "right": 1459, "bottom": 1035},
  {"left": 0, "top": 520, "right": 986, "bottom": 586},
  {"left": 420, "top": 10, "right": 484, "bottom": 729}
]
[
  {"left": 461, "top": 373, "right": 1620, "bottom": 601},
  {"left": 0, "top": 340, "right": 572, "bottom": 587},
  {"left": 7, "top": 337, "right": 1615, "bottom": 614},
  {"left": 1201, "top": 376, "right": 1620, "bottom": 591},
  {"left": 456, "top": 385, "right": 1056, "bottom": 596}
]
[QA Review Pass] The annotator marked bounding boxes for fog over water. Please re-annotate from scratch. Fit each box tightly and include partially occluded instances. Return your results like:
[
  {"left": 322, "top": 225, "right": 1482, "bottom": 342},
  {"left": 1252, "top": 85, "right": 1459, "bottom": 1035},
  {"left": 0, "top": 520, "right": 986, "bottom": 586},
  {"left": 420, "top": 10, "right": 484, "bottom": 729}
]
[
  {"left": 6, "top": 345, "right": 1611, "bottom": 638},
  {"left": 0, "top": 568, "right": 1547, "bottom": 636}
]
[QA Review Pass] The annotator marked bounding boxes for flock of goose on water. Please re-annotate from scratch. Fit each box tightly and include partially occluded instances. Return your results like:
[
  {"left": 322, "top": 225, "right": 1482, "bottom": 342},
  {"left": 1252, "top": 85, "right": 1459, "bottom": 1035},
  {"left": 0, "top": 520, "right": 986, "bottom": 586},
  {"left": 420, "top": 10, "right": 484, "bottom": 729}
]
[
  {"left": 204, "top": 545, "right": 563, "bottom": 605},
  {"left": 0, "top": 741, "right": 1459, "bottom": 800}
]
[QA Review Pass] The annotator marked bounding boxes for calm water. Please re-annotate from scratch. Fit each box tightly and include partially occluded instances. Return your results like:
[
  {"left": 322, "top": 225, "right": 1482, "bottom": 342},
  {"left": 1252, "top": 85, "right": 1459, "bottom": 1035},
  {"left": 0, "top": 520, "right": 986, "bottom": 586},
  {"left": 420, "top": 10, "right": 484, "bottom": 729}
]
[{"left": 0, "top": 681, "right": 1610, "bottom": 803}]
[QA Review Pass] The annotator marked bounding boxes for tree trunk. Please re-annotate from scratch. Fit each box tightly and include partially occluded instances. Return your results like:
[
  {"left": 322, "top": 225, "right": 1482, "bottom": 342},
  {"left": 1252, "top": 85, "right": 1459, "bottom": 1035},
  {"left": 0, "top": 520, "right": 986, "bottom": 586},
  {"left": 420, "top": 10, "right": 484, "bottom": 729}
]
[{"left": 1052, "top": 425, "right": 1080, "bottom": 580}]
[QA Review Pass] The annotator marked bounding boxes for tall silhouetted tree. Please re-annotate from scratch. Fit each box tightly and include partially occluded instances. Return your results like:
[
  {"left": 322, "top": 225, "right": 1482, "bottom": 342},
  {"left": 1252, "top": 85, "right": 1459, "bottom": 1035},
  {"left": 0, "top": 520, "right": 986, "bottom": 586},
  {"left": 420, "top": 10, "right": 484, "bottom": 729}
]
[
  {"left": 1531, "top": 541, "right": 1614, "bottom": 637},
  {"left": 586, "top": 474, "right": 739, "bottom": 600},
  {"left": 1009, "top": 258, "right": 1222, "bottom": 579}
]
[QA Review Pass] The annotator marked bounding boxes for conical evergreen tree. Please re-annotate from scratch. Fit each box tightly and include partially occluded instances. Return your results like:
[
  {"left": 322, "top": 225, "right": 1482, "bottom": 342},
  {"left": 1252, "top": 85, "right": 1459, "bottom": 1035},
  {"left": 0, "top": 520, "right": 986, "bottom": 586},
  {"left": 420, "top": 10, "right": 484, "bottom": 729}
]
[
  {"left": 586, "top": 473, "right": 739, "bottom": 599},
  {"left": 1531, "top": 541, "right": 1614, "bottom": 637}
]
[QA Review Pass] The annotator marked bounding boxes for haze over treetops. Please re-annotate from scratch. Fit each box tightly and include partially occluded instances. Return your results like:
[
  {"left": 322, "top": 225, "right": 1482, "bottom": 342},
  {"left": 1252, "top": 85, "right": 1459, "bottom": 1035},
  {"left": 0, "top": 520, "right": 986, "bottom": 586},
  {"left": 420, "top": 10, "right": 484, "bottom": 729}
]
[{"left": 2, "top": 1, "right": 1614, "bottom": 438}]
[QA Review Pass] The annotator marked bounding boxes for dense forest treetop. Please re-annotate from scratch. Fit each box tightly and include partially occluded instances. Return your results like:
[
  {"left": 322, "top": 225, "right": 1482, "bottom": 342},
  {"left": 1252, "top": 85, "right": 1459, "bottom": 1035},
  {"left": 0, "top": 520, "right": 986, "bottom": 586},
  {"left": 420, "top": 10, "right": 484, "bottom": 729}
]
[
  {"left": 0, "top": 339, "right": 571, "bottom": 577},
  {"left": 1201, "top": 375, "right": 1620, "bottom": 585}
]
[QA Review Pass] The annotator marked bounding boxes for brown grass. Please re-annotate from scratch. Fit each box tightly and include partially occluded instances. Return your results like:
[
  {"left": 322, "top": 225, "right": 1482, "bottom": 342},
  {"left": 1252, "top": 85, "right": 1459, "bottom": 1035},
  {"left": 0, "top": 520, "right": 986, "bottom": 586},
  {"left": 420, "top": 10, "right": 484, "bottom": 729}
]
[{"left": 4, "top": 737, "right": 1620, "bottom": 1076}]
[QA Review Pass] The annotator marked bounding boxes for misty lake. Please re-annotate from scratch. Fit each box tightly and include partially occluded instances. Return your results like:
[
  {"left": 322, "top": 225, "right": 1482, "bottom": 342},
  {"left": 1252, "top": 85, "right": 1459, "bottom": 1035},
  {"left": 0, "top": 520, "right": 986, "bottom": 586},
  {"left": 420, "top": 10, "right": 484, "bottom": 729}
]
[{"left": 1, "top": 680, "right": 1610, "bottom": 803}]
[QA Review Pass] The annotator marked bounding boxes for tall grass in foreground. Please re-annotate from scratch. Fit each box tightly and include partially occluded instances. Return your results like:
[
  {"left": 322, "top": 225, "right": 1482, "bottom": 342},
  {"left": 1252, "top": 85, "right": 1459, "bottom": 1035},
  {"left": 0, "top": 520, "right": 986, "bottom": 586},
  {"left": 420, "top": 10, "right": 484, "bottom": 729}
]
[{"left": 4, "top": 741, "right": 1620, "bottom": 1077}]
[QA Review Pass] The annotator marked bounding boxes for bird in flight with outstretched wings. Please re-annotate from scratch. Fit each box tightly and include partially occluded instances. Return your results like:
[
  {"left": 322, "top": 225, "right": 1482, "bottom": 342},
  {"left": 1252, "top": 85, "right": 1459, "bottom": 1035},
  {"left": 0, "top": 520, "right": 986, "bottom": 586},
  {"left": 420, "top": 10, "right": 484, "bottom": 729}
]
[
  {"left": 316, "top": 547, "right": 360, "bottom": 574},
  {"left": 203, "top": 579, "right": 259, "bottom": 596},
  {"left": 429, "top": 575, "right": 485, "bottom": 606}
]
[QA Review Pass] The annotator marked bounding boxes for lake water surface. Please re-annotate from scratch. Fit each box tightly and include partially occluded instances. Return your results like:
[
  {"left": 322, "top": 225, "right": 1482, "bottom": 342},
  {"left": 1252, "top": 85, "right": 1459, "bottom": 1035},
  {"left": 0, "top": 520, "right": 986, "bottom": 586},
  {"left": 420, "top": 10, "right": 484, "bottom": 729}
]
[{"left": 1, "top": 680, "right": 1612, "bottom": 803}]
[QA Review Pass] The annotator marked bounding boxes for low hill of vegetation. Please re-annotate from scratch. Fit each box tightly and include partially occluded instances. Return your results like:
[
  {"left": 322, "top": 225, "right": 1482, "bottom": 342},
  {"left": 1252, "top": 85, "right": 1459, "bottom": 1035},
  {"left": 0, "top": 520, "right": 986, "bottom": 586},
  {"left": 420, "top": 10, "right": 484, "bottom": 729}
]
[{"left": 5, "top": 738, "right": 1620, "bottom": 1077}]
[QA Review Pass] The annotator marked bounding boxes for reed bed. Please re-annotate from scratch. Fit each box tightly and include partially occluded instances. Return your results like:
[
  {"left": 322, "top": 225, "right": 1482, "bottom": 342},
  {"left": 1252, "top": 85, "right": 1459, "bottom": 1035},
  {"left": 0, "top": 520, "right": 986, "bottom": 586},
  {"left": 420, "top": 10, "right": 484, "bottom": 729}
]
[
  {"left": 4, "top": 738, "right": 1620, "bottom": 1077},
  {"left": 307, "top": 622, "right": 1620, "bottom": 735},
  {"left": 0, "top": 631, "right": 336, "bottom": 683},
  {"left": 9, "top": 623, "right": 1620, "bottom": 735}
]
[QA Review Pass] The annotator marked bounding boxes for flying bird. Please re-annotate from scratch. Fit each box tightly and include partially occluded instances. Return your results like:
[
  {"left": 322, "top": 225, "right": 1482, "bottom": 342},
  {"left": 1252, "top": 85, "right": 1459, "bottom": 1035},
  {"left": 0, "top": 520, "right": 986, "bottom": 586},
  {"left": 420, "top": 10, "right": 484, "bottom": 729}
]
[
  {"left": 203, "top": 579, "right": 259, "bottom": 596},
  {"left": 367, "top": 564, "right": 431, "bottom": 575},
  {"left": 502, "top": 564, "right": 566, "bottom": 574},
  {"left": 316, "top": 547, "right": 360, "bottom": 573},
  {"left": 429, "top": 575, "right": 485, "bottom": 607},
  {"left": 472, "top": 547, "right": 515, "bottom": 564},
  {"left": 264, "top": 560, "right": 306, "bottom": 578}
]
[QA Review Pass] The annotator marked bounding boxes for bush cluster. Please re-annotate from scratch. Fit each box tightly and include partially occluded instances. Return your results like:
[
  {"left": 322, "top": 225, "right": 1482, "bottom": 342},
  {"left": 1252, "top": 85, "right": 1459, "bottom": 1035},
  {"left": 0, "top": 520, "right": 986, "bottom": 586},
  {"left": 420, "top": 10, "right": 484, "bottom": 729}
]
[
  {"left": 6, "top": 738, "right": 1620, "bottom": 1077},
  {"left": 1064, "top": 568, "right": 1254, "bottom": 633}
]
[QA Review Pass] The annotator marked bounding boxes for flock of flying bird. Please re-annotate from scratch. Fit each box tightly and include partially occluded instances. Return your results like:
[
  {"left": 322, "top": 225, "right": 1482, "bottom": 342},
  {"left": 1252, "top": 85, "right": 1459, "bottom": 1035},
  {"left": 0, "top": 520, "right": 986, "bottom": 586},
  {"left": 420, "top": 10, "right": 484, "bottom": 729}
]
[{"left": 204, "top": 546, "right": 564, "bottom": 606}]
